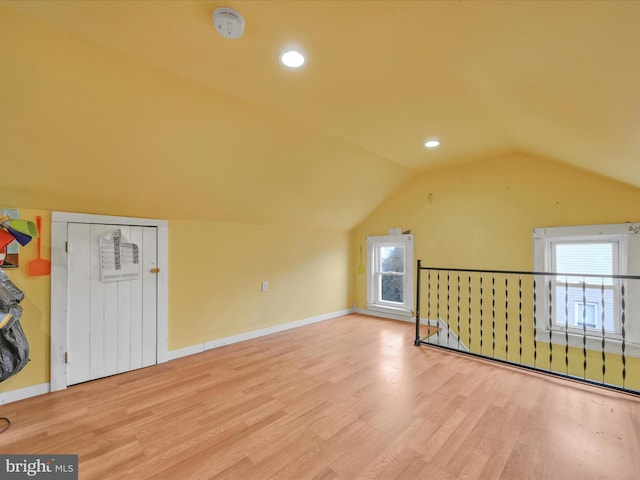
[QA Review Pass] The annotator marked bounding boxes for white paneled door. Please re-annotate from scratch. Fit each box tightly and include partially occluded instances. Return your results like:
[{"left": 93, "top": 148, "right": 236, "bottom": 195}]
[{"left": 66, "top": 223, "right": 158, "bottom": 385}]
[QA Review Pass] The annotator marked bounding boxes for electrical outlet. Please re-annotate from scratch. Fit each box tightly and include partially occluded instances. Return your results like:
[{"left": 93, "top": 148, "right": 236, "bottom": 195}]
[{"left": 261, "top": 281, "right": 268, "bottom": 292}]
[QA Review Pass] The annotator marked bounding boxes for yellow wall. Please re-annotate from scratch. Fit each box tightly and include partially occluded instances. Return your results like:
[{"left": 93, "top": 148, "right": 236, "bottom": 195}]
[
  {"left": 353, "top": 152, "right": 640, "bottom": 280},
  {"left": 0, "top": 215, "right": 351, "bottom": 394},
  {"left": 168, "top": 220, "right": 351, "bottom": 350},
  {"left": 352, "top": 152, "right": 640, "bottom": 390}
]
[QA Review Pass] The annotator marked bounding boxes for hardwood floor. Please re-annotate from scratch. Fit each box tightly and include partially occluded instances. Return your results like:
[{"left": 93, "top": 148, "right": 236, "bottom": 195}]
[{"left": 1, "top": 314, "right": 639, "bottom": 479}]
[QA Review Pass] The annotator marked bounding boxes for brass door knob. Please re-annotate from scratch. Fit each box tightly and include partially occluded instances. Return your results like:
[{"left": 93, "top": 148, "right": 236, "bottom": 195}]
[{"left": 150, "top": 268, "right": 160, "bottom": 274}]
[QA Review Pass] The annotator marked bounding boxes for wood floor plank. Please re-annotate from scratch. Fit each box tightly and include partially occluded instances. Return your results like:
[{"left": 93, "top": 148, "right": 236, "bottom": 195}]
[{"left": 1, "top": 314, "right": 639, "bottom": 479}]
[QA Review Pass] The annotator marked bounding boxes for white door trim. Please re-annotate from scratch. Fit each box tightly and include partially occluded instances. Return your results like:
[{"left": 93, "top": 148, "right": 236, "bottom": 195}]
[{"left": 50, "top": 211, "right": 169, "bottom": 392}]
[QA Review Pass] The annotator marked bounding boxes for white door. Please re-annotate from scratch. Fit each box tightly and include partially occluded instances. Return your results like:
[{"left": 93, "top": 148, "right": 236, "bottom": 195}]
[{"left": 66, "top": 222, "right": 158, "bottom": 385}]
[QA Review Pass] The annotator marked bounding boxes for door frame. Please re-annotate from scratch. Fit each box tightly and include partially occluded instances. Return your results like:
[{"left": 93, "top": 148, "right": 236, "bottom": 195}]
[{"left": 50, "top": 211, "right": 169, "bottom": 391}]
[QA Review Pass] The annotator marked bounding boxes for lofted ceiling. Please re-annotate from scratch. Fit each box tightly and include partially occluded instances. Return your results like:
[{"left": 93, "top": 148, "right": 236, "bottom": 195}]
[{"left": 2, "top": 1, "right": 640, "bottom": 229}]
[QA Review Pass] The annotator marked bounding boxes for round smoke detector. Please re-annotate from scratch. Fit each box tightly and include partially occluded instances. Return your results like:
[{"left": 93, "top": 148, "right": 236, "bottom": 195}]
[{"left": 213, "top": 7, "right": 245, "bottom": 39}]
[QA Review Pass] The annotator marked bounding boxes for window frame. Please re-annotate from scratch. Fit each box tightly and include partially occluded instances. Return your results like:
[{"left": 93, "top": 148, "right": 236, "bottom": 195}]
[
  {"left": 366, "top": 234, "right": 414, "bottom": 318},
  {"left": 533, "top": 223, "right": 640, "bottom": 357},
  {"left": 549, "top": 236, "right": 624, "bottom": 339}
]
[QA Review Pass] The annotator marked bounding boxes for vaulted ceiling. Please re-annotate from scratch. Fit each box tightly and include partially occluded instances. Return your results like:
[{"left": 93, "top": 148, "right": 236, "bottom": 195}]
[{"left": 2, "top": 1, "right": 640, "bottom": 229}]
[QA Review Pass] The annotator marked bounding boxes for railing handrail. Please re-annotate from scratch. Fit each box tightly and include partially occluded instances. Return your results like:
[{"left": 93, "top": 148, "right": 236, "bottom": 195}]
[
  {"left": 415, "top": 260, "right": 639, "bottom": 395},
  {"left": 417, "top": 263, "right": 640, "bottom": 281}
]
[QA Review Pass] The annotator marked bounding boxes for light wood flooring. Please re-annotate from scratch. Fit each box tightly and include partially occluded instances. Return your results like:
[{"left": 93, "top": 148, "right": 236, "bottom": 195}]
[{"left": 1, "top": 314, "right": 639, "bottom": 479}]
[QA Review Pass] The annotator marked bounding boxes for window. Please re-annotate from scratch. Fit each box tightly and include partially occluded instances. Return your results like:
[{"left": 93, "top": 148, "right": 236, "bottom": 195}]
[
  {"left": 366, "top": 234, "right": 414, "bottom": 317},
  {"left": 551, "top": 240, "right": 621, "bottom": 337},
  {"left": 533, "top": 223, "right": 640, "bottom": 356},
  {"left": 575, "top": 302, "right": 598, "bottom": 329}
]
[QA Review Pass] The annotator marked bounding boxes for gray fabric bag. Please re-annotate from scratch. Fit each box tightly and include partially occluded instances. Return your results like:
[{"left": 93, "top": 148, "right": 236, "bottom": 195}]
[
  {"left": 0, "top": 305, "right": 29, "bottom": 382},
  {"left": 0, "top": 267, "right": 24, "bottom": 309},
  {"left": 0, "top": 268, "right": 29, "bottom": 382}
]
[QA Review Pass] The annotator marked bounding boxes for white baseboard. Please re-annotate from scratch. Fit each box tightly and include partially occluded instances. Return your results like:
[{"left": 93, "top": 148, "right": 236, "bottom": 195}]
[
  {"left": 168, "top": 308, "right": 353, "bottom": 361},
  {"left": 0, "top": 383, "right": 50, "bottom": 405},
  {"left": 167, "top": 344, "right": 205, "bottom": 360}
]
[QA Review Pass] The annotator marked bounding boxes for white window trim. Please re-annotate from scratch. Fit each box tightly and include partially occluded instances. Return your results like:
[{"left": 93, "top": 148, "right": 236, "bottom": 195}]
[
  {"left": 366, "top": 234, "right": 414, "bottom": 318},
  {"left": 533, "top": 223, "right": 640, "bottom": 358}
]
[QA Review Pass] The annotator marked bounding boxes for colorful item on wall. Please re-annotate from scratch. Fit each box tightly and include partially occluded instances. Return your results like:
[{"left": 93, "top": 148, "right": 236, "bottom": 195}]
[
  {"left": 28, "top": 216, "right": 50, "bottom": 276},
  {"left": 0, "top": 209, "right": 36, "bottom": 268}
]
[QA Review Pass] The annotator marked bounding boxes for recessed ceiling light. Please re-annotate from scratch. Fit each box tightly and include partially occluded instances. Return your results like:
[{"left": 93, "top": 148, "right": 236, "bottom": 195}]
[
  {"left": 280, "top": 49, "right": 305, "bottom": 68},
  {"left": 424, "top": 139, "right": 440, "bottom": 148}
]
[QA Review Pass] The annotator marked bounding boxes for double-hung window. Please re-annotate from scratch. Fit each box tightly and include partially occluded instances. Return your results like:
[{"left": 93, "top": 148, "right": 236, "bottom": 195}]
[
  {"left": 551, "top": 239, "right": 622, "bottom": 337},
  {"left": 366, "top": 234, "right": 414, "bottom": 317},
  {"left": 533, "top": 223, "right": 640, "bottom": 356}
]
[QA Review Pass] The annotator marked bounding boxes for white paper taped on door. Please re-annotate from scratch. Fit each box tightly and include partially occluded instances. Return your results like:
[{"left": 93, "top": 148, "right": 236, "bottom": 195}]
[{"left": 100, "top": 229, "right": 141, "bottom": 282}]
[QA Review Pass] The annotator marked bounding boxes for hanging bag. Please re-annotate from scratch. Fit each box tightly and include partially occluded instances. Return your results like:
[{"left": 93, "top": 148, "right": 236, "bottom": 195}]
[
  {"left": 0, "top": 267, "right": 29, "bottom": 382},
  {"left": 0, "top": 267, "right": 24, "bottom": 309},
  {"left": 0, "top": 306, "right": 29, "bottom": 382}
]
